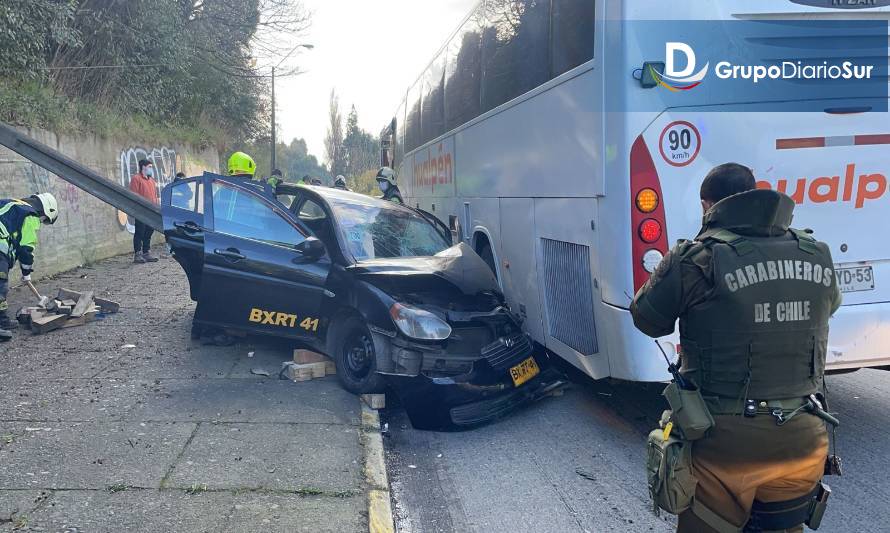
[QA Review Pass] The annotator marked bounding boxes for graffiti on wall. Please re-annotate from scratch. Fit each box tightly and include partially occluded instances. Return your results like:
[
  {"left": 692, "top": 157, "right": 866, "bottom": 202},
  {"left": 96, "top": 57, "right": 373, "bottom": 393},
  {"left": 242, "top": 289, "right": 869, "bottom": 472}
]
[{"left": 117, "top": 146, "right": 182, "bottom": 232}]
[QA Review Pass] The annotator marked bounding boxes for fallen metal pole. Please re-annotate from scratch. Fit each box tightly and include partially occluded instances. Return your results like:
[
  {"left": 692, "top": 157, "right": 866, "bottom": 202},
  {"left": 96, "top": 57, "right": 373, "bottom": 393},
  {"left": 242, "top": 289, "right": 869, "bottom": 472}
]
[{"left": 0, "top": 122, "right": 162, "bottom": 230}]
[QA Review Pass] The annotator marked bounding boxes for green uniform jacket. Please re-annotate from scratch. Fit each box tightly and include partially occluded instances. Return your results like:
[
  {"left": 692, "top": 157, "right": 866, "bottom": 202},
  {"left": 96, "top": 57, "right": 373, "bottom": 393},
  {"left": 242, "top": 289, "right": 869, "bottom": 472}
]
[{"left": 0, "top": 199, "right": 41, "bottom": 274}]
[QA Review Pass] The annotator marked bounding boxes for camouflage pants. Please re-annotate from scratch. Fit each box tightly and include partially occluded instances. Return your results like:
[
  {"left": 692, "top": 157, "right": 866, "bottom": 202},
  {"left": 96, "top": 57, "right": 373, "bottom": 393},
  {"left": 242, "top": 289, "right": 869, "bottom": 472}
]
[{"left": 0, "top": 252, "right": 8, "bottom": 313}]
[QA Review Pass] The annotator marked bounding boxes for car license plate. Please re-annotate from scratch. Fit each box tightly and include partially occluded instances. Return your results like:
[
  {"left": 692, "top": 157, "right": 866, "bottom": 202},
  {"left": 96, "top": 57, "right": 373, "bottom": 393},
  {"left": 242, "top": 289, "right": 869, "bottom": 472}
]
[
  {"left": 835, "top": 266, "right": 874, "bottom": 293},
  {"left": 510, "top": 357, "right": 540, "bottom": 387}
]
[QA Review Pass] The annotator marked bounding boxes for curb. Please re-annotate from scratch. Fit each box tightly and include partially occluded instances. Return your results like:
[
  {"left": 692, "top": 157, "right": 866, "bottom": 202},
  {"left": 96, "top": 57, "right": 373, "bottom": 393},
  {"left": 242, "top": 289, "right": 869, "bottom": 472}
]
[{"left": 361, "top": 403, "right": 395, "bottom": 533}]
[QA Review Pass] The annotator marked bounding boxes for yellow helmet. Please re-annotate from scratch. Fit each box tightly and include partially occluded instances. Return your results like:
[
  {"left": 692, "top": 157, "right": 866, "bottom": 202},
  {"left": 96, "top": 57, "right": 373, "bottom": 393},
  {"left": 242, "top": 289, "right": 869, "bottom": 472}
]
[{"left": 227, "top": 151, "right": 256, "bottom": 176}]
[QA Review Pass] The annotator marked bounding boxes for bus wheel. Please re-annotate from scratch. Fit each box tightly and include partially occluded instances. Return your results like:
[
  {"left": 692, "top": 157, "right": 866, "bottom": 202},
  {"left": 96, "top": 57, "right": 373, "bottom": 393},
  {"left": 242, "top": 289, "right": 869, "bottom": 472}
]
[{"left": 479, "top": 243, "right": 497, "bottom": 278}]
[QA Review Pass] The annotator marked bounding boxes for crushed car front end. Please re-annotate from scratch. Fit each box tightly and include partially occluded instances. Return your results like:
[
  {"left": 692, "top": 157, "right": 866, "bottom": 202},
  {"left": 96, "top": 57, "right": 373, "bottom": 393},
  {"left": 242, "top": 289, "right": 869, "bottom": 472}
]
[
  {"left": 382, "top": 306, "right": 564, "bottom": 430},
  {"left": 349, "top": 245, "right": 565, "bottom": 431}
]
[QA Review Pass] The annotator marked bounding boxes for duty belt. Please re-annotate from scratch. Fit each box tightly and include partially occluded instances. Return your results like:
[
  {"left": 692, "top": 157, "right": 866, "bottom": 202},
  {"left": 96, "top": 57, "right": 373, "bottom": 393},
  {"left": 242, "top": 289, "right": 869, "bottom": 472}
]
[{"left": 705, "top": 396, "right": 808, "bottom": 416}]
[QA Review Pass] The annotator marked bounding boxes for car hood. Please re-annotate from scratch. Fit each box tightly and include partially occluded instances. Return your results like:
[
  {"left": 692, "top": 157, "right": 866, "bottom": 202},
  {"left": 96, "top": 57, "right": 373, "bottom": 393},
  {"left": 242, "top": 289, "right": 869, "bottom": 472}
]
[{"left": 347, "top": 242, "right": 500, "bottom": 297}]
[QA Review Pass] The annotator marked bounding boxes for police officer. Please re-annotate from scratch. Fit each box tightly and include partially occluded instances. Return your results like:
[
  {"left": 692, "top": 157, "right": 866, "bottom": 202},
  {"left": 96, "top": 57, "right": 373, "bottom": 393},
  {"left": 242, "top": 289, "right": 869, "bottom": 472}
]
[
  {"left": 333, "top": 175, "right": 349, "bottom": 191},
  {"left": 631, "top": 163, "right": 841, "bottom": 532},
  {"left": 0, "top": 193, "right": 59, "bottom": 341},
  {"left": 375, "top": 167, "right": 402, "bottom": 203}
]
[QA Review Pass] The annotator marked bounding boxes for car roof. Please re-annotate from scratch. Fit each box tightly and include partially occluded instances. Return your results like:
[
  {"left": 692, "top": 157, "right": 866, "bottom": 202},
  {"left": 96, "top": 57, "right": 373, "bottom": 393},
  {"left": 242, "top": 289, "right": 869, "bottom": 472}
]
[{"left": 279, "top": 183, "right": 414, "bottom": 212}]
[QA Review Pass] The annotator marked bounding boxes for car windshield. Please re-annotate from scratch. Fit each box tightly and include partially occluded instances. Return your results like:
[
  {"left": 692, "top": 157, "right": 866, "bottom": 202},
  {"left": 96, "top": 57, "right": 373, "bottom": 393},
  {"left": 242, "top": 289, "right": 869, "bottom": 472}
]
[{"left": 329, "top": 198, "right": 451, "bottom": 260}]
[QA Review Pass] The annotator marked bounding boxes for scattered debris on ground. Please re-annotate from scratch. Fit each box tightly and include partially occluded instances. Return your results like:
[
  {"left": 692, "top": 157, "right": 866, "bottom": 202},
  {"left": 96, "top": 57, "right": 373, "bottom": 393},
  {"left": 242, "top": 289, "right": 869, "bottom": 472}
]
[
  {"left": 16, "top": 287, "right": 119, "bottom": 335},
  {"left": 279, "top": 349, "right": 338, "bottom": 382},
  {"left": 361, "top": 394, "right": 386, "bottom": 410}
]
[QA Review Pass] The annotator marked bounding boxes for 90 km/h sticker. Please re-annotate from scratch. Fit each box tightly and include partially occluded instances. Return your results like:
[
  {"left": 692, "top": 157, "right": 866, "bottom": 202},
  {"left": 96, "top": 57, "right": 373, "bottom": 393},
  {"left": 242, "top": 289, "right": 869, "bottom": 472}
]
[{"left": 659, "top": 121, "right": 701, "bottom": 167}]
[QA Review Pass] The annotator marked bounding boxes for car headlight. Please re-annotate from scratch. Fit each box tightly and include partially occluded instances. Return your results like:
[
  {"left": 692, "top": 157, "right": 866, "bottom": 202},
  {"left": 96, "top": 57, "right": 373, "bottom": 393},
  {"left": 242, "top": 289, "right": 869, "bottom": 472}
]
[{"left": 389, "top": 303, "right": 452, "bottom": 341}]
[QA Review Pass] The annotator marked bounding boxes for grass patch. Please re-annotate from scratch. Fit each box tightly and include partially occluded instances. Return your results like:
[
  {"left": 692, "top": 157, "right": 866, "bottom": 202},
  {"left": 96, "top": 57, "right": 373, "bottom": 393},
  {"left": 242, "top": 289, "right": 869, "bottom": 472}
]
[
  {"left": 0, "top": 80, "right": 222, "bottom": 148},
  {"left": 1, "top": 434, "right": 14, "bottom": 445},
  {"left": 185, "top": 483, "right": 208, "bottom": 495},
  {"left": 106, "top": 483, "right": 129, "bottom": 493}
]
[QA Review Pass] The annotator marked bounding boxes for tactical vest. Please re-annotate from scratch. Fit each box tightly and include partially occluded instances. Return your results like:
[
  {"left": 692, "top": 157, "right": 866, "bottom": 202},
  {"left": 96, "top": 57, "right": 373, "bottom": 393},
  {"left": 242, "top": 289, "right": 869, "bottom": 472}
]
[{"left": 679, "top": 228, "right": 837, "bottom": 400}]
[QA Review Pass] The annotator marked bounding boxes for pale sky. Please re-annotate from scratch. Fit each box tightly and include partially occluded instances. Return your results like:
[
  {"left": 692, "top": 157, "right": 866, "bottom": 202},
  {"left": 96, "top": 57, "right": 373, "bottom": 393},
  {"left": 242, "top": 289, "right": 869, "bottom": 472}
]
[{"left": 275, "top": 0, "right": 476, "bottom": 164}]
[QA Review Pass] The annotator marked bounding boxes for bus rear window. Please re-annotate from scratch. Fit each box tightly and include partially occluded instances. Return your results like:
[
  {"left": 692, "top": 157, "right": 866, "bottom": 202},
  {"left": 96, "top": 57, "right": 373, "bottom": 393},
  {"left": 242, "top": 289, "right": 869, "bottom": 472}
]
[{"left": 551, "top": 0, "right": 596, "bottom": 77}]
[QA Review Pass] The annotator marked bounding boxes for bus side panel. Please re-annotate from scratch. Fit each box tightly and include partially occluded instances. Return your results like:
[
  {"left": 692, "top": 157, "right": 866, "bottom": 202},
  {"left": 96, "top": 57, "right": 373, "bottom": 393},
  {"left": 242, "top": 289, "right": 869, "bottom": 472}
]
[
  {"left": 454, "top": 69, "right": 603, "bottom": 200},
  {"left": 407, "top": 138, "right": 456, "bottom": 200},
  {"left": 533, "top": 197, "right": 610, "bottom": 379},
  {"left": 499, "top": 198, "right": 545, "bottom": 342}
]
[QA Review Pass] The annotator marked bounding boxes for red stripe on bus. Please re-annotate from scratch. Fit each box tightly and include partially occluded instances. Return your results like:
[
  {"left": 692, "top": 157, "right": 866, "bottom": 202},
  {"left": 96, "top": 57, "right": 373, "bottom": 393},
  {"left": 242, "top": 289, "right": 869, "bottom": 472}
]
[
  {"left": 776, "top": 137, "right": 825, "bottom": 150},
  {"left": 854, "top": 134, "right": 890, "bottom": 146}
]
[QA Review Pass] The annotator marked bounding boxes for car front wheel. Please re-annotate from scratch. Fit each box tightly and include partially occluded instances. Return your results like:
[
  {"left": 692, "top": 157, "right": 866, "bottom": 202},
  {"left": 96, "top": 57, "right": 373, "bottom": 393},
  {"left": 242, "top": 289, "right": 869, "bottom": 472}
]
[{"left": 334, "top": 317, "right": 386, "bottom": 395}]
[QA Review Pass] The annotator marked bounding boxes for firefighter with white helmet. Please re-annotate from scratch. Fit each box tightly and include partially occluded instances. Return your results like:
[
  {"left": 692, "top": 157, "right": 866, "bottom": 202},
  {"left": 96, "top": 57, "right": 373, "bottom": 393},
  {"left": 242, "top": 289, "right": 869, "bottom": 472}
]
[
  {"left": 375, "top": 167, "right": 402, "bottom": 203},
  {"left": 0, "top": 192, "right": 59, "bottom": 340}
]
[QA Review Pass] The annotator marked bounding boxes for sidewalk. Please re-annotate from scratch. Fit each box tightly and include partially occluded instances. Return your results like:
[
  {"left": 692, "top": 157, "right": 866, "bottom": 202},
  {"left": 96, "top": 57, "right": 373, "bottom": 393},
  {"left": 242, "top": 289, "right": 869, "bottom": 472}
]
[{"left": 0, "top": 250, "right": 375, "bottom": 532}]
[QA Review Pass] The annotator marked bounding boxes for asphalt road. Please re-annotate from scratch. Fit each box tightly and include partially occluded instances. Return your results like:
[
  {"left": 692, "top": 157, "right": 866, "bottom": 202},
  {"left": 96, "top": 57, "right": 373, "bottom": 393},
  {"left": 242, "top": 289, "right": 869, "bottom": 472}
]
[{"left": 382, "top": 364, "right": 890, "bottom": 533}]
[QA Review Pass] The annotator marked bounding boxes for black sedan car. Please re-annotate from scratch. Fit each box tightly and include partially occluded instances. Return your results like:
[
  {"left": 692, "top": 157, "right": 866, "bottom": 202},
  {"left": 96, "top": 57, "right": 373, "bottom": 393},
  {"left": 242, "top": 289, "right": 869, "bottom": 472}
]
[{"left": 161, "top": 173, "right": 563, "bottom": 430}]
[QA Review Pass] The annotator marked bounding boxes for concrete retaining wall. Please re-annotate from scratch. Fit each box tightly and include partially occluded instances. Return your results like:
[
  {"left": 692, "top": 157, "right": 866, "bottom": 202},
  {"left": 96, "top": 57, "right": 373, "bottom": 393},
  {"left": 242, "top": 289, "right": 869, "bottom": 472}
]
[{"left": 0, "top": 127, "right": 218, "bottom": 282}]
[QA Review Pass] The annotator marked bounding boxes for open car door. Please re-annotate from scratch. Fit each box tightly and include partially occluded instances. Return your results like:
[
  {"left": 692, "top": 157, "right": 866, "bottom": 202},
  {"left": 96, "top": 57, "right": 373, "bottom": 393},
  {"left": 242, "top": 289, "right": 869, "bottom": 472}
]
[
  {"left": 194, "top": 175, "right": 331, "bottom": 340},
  {"left": 161, "top": 177, "right": 206, "bottom": 301}
]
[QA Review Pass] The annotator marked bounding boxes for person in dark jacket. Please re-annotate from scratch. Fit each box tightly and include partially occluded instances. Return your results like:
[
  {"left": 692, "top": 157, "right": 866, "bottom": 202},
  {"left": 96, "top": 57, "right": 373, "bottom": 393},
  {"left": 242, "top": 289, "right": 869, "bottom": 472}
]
[{"left": 631, "top": 163, "right": 841, "bottom": 532}]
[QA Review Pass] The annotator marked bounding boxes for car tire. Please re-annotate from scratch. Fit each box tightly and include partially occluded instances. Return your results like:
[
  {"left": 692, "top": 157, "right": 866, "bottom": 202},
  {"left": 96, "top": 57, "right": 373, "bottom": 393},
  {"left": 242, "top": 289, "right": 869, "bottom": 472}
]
[
  {"left": 334, "top": 317, "right": 386, "bottom": 395},
  {"left": 479, "top": 243, "right": 497, "bottom": 278}
]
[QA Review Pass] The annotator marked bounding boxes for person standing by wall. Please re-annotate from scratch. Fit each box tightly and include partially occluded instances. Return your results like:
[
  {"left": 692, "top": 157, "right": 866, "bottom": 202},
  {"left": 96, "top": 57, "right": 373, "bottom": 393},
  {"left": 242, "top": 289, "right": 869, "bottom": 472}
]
[{"left": 129, "top": 159, "right": 159, "bottom": 264}]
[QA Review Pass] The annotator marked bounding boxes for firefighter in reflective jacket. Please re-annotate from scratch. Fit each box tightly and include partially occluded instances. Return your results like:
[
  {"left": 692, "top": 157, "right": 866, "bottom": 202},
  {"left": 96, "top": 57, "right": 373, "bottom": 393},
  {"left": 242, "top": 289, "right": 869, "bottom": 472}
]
[
  {"left": 631, "top": 163, "right": 841, "bottom": 533},
  {"left": 0, "top": 193, "right": 59, "bottom": 340}
]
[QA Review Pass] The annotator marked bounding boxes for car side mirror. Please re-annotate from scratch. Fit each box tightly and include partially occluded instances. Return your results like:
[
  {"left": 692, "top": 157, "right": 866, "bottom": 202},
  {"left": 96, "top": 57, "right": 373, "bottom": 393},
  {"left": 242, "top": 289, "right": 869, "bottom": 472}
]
[{"left": 296, "top": 236, "right": 325, "bottom": 260}]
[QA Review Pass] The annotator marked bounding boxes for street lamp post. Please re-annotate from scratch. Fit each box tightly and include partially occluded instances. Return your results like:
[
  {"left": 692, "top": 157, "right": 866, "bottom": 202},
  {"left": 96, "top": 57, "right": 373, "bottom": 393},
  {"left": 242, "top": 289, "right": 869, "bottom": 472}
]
[
  {"left": 270, "top": 43, "right": 313, "bottom": 174},
  {"left": 271, "top": 66, "right": 277, "bottom": 170}
]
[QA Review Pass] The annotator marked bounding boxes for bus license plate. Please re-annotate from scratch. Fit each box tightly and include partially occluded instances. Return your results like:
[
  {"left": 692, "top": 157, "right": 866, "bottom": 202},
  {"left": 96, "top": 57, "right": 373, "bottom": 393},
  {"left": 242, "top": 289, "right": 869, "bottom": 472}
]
[
  {"left": 836, "top": 266, "right": 874, "bottom": 293},
  {"left": 510, "top": 357, "right": 540, "bottom": 387}
]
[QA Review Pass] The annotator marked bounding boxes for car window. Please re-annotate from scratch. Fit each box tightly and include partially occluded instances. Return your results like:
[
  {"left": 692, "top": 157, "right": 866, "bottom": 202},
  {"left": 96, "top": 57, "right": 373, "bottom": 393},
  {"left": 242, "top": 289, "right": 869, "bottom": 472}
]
[
  {"left": 171, "top": 181, "right": 197, "bottom": 211},
  {"left": 211, "top": 181, "right": 306, "bottom": 247},
  {"left": 329, "top": 198, "right": 451, "bottom": 260},
  {"left": 298, "top": 199, "right": 327, "bottom": 221}
]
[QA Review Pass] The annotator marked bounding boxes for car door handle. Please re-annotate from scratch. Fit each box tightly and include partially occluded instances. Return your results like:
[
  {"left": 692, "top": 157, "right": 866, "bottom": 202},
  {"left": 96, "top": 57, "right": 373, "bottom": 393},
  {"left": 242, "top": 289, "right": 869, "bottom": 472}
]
[
  {"left": 213, "top": 248, "right": 245, "bottom": 261},
  {"left": 174, "top": 221, "right": 203, "bottom": 233}
]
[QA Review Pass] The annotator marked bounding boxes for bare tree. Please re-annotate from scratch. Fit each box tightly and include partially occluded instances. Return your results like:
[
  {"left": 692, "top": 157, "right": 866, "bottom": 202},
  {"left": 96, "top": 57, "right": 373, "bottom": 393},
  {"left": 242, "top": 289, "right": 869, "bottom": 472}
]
[{"left": 324, "top": 89, "right": 345, "bottom": 176}]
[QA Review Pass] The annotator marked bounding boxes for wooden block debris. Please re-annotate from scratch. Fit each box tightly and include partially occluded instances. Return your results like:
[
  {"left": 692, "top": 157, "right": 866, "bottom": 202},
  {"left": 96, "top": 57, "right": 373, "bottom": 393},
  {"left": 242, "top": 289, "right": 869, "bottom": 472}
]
[
  {"left": 281, "top": 362, "right": 314, "bottom": 382},
  {"left": 324, "top": 360, "right": 337, "bottom": 376},
  {"left": 306, "top": 362, "right": 327, "bottom": 379},
  {"left": 70, "top": 291, "right": 94, "bottom": 318},
  {"left": 293, "top": 349, "right": 329, "bottom": 364},
  {"left": 58, "top": 288, "right": 119, "bottom": 314},
  {"left": 361, "top": 394, "right": 386, "bottom": 410},
  {"left": 30, "top": 314, "right": 68, "bottom": 335}
]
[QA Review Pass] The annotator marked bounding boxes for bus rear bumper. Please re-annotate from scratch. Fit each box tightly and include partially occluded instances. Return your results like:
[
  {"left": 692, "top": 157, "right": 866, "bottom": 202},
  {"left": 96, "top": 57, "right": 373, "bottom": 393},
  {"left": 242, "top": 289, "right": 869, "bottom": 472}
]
[
  {"left": 600, "top": 302, "right": 673, "bottom": 383},
  {"left": 826, "top": 301, "right": 890, "bottom": 370}
]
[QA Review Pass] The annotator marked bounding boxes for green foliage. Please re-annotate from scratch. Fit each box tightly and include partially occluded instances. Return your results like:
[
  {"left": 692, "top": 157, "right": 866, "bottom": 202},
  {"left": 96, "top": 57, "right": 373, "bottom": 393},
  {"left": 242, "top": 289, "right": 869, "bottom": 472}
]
[
  {"left": 249, "top": 137, "right": 329, "bottom": 184},
  {"left": 343, "top": 105, "right": 379, "bottom": 179},
  {"left": 0, "top": 0, "right": 308, "bottom": 147},
  {"left": 324, "top": 96, "right": 380, "bottom": 194}
]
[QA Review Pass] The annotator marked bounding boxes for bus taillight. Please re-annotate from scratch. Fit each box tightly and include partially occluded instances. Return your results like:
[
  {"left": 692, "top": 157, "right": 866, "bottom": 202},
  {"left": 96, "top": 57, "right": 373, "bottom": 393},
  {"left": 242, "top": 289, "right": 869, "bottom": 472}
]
[{"left": 630, "top": 136, "right": 669, "bottom": 292}]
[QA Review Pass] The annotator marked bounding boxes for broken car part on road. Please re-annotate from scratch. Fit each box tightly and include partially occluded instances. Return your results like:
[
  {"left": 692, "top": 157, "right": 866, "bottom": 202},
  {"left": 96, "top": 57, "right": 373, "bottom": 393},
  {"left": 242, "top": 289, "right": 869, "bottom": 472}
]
[{"left": 162, "top": 176, "right": 563, "bottom": 430}]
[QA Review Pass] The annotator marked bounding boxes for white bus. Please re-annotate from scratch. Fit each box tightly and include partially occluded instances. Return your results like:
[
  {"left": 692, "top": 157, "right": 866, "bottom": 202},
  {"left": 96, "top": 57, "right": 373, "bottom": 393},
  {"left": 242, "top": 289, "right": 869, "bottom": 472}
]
[{"left": 381, "top": 0, "right": 890, "bottom": 382}]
